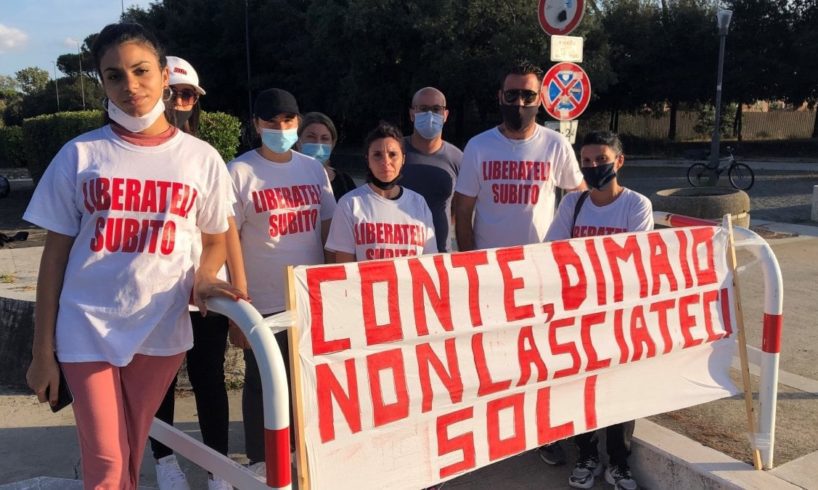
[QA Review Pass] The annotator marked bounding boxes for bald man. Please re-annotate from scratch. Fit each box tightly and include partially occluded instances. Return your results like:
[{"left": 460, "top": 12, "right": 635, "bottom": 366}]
[{"left": 401, "top": 87, "right": 463, "bottom": 253}]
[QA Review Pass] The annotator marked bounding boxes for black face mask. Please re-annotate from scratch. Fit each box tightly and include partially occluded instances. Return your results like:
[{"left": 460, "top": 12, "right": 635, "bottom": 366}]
[
  {"left": 581, "top": 163, "right": 617, "bottom": 190},
  {"left": 499, "top": 104, "right": 538, "bottom": 131},
  {"left": 367, "top": 169, "right": 403, "bottom": 190},
  {"left": 172, "top": 109, "right": 193, "bottom": 129}
]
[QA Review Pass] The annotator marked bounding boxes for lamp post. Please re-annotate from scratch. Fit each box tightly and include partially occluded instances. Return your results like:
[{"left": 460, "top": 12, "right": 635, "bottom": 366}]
[
  {"left": 52, "top": 61, "right": 60, "bottom": 112},
  {"left": 709, "top": 9, "right": 732, "bottom": 175},
  {"left": 77, "top": 40, "right": 86, "bottom": 110}
]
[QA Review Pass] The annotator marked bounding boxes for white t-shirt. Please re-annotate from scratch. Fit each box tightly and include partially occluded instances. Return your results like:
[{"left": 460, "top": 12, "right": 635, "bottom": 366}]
[
  {"left": 229, "top": 149, "right": 336, "bottom": 314},
  {"left": 545, "top": 187, "right": 654, "bottom": 241},
  {"left": 454, "top": 124, "right": 583, "bottom": 248},
  {"left": 325, "top": 184, "right": 437, "bottom": 261},
  {"left": 23, "top": 125, "right": 233, "bottom": 366}
]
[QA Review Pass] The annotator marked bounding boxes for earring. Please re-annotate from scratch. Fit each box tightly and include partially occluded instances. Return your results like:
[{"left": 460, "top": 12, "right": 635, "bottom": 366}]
[{"left": 162, "top": 86, "right": 172, "bottom": 102}]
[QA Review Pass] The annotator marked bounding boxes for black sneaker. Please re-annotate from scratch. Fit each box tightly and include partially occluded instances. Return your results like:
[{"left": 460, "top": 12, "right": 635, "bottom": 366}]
[
  {"left": 605, "top": 463, "right": 638, "bottom": 490},
  {"left": 537, "top": 442, "right": 566, "bottom": 465},
  {"left": 568, "top": 455, "right": 602, "bottom": 489}
]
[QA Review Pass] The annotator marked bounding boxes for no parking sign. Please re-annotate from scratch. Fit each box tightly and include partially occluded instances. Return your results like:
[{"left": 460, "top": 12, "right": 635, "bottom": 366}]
[{"left": 540, "top": 62, "right": 591, "bottom": 121}]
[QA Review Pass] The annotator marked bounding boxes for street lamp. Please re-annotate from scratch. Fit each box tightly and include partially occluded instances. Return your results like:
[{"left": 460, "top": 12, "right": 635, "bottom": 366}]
[
  {"left": 52, "top": 61, "right": 60, "bottom": 112},
  {"left": 76, "top": 40, "right": 86, "bottom": 110},
  {"left": 708, "top": 9, "right": 732, "bottom": 176}
]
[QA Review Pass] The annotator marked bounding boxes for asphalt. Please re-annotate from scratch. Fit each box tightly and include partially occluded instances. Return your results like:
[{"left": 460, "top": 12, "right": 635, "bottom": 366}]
[{"left": 2, "top": 162, "right": 818, "bottom": 489}]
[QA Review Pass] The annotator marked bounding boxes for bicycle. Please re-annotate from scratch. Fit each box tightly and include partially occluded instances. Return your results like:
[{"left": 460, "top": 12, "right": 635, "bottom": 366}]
[{"left": 686, "top": 148, "right": 754, "bottom": 190}]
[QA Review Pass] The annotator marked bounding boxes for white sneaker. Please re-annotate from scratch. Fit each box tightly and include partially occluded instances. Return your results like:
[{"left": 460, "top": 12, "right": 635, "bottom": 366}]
[
  {"left": 155, "top": 455, "right": 190, "bottom": 490},
  {"left": 248, "top": 461, "right": 266, "bottom": 481},
  {"left": 207, "top": 475, "right": 233, "bottom": 490}
]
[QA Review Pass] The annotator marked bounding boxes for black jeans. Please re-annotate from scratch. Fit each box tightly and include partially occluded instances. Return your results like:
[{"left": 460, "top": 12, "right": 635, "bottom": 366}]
[
  {"left": 150, "top": 312, "right": 230, "bottom": 459},
  {"left": 242, "top": 327, "right": 293, "bottom": 464},
  {"left": 574, "top": 420, "right": 635, "bottom": 468}
]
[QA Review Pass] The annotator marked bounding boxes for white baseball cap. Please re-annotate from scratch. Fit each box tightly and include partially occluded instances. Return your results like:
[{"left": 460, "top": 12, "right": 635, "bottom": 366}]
[{"left": 166, "top": 56, "right": 206, "bottom": 95}]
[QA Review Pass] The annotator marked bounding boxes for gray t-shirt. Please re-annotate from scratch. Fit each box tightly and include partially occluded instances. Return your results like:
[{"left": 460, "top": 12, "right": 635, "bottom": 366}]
[{"left": 401, "top": 137, "right": 463, "bottom": 252}]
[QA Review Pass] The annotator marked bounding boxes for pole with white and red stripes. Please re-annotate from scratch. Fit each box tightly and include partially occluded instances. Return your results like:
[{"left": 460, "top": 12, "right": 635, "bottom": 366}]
[{"left": 654, "top": 211, "right": 782, "bottom": 469}]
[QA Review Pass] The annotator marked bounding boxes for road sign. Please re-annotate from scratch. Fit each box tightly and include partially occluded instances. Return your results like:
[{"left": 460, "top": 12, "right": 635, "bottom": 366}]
[
  {"left": 550, "top": 35, "right": 584, "bottom": 63},
  {"left": 540, "top": 62, "right": 591, "bottom": 121},
  {"left": 538, "top": 0, "right": 585, "bottom": 36}
]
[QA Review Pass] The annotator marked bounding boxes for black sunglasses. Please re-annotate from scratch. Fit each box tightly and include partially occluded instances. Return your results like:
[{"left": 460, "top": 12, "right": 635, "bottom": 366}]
[
  {"left": 502, "top": 89, "right": 539, "bottom": 105},
  {"left": 171, "top": 88, "right": 199, "bottom": 103}
]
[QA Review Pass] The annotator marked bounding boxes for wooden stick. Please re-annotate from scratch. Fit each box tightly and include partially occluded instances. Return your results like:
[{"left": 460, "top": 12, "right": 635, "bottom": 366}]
[
  {"left": 286, "top": 266, "right": 311, "bottom": 489},
  {"left": 725, "top": 214, "right": 763, "bottom": 470}
]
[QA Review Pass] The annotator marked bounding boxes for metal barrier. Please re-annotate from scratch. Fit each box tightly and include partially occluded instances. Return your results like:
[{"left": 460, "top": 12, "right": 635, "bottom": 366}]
[
  {"left": 150, "top": 212, "right": 783, "bottom": 483},
  {"left": 149, "top": 297, "right": 292, "bottom": 489},
  {"left": 654, "top": 211, "right": 783, "bottom": 469}
]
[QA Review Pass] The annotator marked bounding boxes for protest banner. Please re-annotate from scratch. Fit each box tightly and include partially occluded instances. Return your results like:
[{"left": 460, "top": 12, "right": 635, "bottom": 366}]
[{"left": 289, "top": 225, "right": 739, "bottom": 489}]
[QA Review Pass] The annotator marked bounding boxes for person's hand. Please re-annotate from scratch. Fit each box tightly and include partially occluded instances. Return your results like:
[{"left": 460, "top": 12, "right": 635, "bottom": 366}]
[
  {"left": 193, "top": 273, "right": 249, "bottom": 316},
  {"left": 26, "top": 354, "right": 60, "bottom": 407},
  {"left": 228, "top": 321, "right": 251, "bottom": 350}
]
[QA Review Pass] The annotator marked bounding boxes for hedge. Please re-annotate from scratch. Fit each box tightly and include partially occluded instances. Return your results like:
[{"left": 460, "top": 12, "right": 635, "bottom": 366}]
[
  {"left": 22, "top": 111, "right": 104, "bottom": 184},
  {"left": 22, "top": 110, "right": 242, "bottom": 184},
  {"left": 199, "top": 111, "right": 242, "bottom": 162},
  {"left": 0, "top": 126, "right": 25, "bottom": 168}
]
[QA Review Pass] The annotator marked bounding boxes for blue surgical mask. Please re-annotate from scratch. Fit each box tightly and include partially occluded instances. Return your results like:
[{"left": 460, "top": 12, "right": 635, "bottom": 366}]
[
  {"left": 301, "top": 143, "right": 332, "bottom": 163},
  {"left": 413, "top": 111, "right": 444, "bottom": 139},
  {"left": 261, "top": 128, "right": 298, "bottom": 153}
]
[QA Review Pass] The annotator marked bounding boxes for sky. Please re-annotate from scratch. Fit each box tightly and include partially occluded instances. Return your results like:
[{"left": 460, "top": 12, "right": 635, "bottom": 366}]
[{"left": 0, "top": 0, "right": 155, "bottom": 80}]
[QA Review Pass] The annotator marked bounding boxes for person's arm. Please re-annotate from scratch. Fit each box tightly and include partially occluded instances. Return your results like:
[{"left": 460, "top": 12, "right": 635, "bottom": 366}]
[
  {"left": 334, "top": 251, "right": 356, "bottom": 263},
  {"left": 454, "top": 192, "right": 477, "bottom": 251},
  {"left": 195, "top": 231, "right": 248, "bottom": 316},
  {"left": 321, "top": 219, "right": 334, "bottom": 263},
  {"left": 27, "top": 231, "right": 74, "bottom": 406},
  {"left": 224, "top": 217, "right": 252, "bottom": 349}
]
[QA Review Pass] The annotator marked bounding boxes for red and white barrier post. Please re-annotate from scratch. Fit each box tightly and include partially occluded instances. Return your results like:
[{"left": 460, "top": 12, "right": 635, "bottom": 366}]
[
  {"left": 654, "top": 211, "right": 783, "bottom": 469},
  {"left": 150, "top": 297, "right": 292, "bottom": 489}
]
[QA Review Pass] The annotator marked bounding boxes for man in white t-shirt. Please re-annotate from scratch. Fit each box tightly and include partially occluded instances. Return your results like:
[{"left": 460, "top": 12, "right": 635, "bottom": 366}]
[{"left": 454, "top": 60, "right": 586, "bottom": 251}]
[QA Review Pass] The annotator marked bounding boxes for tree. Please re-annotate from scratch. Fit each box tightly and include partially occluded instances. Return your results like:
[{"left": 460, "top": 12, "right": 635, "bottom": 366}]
[{"left": 15, "top": 67, "right": 50, "bottom": 96}]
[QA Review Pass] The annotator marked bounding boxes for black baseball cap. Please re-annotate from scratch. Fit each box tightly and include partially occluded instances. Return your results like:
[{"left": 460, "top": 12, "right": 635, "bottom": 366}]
[{"left": 253, "top": 88, "right": 299, "bottom": 120}]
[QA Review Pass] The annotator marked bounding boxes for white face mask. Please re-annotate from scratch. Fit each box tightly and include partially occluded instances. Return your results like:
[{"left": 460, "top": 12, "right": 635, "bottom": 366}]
[{"left": 106, "top": 98, "right": 166, "bottom": 133}]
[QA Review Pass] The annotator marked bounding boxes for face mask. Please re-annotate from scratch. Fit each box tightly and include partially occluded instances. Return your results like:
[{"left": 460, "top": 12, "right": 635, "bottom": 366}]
[
  {"left": 107, "top": 98, "right": 166, "bottom": 133},
  {"left": 261, "top": 128, "right": 299, "bottom": 153},
  {"left": 499, "top": 104, "right": 538, "bottom": 131},
  {"left": 367, "top": 169, "right": 403, "bottom": 190},
  {"left": 581, "top": 163, "right": 617, "bottom": 190},
  {"left": 171, "top": 109, "right": 193, "bottom": 129},
  {"left": 301, "top": 143, "right": 332, "bottom": 163},
  {"left": 413, "top": 111, "right": 444, "bottom": 139}
]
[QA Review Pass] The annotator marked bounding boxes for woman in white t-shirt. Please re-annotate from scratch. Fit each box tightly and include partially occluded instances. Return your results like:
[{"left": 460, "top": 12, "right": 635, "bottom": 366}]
[
  {"left": 148, "top": 55, "right": 239, "bottom": 490},
  {"left": 544, "top": 130, "right": 650, "bottom": 490},
  {"left": 23, "top": 23, "right": 245, "bottom": 490},
  {"left": 326, "top": 121, "right": 437, "bottom": 262},
  {"left": 226, "top": 88, "right": 336, "bottom": 475}
]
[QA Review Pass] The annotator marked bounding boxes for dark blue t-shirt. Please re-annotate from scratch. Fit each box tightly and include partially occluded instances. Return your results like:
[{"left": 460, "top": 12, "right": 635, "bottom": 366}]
[{"left": 401, "top": 137, "right": 463, "bottom": 252}]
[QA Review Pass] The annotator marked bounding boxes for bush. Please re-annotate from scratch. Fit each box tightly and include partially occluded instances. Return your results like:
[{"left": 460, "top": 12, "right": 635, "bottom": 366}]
[
  {"left": 22, "top": 110, "right": 104, "bottom": 184},
  {"left": 0, "top": 126, "right": 25, "bottom": 168},
  {"left": 199, "top": 111, "right": 242, "bottom": 162},
  {"left": 22, "top": 109, "right": 241, "bottom": 184}
]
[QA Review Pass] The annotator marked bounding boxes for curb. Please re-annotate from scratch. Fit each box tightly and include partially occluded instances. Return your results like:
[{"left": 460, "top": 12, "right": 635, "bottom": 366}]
[{"left": 631, "top": 420, "right": 801, "bottom": 489}]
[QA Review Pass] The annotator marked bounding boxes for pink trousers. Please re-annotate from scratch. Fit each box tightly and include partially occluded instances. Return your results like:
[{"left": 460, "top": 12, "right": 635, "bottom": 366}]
[{"left": 62, "top": 353, "right": 184, "bottom": 490}]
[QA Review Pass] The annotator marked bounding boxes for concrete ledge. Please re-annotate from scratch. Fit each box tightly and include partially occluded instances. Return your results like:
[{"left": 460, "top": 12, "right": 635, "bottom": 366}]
[{"left": 631, "top": 420, "right": 800, "bottom": 489}]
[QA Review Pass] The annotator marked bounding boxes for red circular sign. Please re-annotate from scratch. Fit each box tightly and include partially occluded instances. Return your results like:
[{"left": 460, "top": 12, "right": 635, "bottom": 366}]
[
  {"left": 538, "top": 0, "right": 585, "bottom": 36},
  {"left": 540, "top": 62, "right": 591, "bottom": 121}
]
